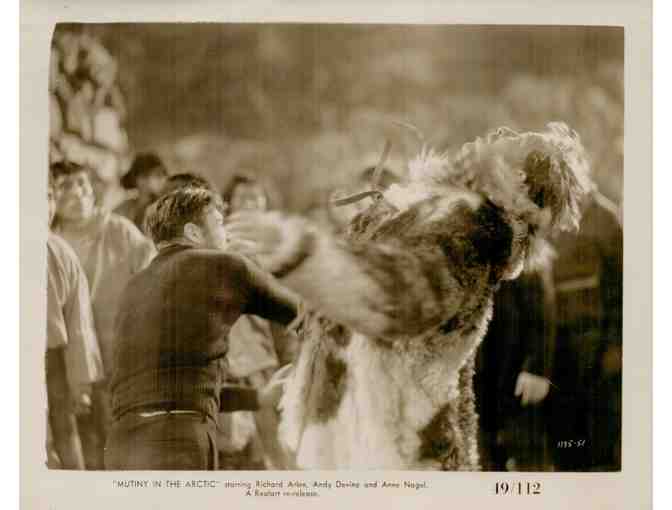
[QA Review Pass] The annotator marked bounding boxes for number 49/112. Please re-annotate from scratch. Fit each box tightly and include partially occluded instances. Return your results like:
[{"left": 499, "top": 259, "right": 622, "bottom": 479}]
[{"left": 495, "top": 482, "right": 541, "bottom": 495}]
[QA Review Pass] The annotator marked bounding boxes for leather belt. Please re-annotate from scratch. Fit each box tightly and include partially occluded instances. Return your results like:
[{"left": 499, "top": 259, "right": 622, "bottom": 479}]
[
  {"left": 115, "top": 404, "right": 208, "bottom": 422},
  {"left": 136, "top": 409, "right": 202, "bottom": 418}
]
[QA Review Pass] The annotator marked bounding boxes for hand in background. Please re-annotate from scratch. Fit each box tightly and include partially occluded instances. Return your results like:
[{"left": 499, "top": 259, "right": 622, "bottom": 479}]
[
  {"left": 69, "top": 384, "right": 92, "bottom": 415},
  {"left": 514, "top": 371, "right": 550, "bottom": 406}
]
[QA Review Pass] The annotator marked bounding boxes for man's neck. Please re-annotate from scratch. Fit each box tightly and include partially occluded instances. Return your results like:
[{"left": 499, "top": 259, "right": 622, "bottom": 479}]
[
  {"left": 56, "top": 210, "right": 97, "bottom": 234},
  {"left": 156, "top": 236, "right": 199, "bottom": 252},
  {"left": 138, "top": 191, "right": 159, "bottom": 205}
]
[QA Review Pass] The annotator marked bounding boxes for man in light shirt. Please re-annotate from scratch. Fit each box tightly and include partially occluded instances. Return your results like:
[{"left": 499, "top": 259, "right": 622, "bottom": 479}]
[
  {"left": 47, "top": 179, "right": 104, "bottom": 469},
  {"left": 51, "top": 161, "right": 156, "bottom": 469}
]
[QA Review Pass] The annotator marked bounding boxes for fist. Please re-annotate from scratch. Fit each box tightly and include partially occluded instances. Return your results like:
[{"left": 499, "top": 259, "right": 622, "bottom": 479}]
[
  {"left": 70, "top": 385, "right": 93, "bottom": 416},
  {"left": 226, "top": 211, "right": 308, "bottom": 274}
]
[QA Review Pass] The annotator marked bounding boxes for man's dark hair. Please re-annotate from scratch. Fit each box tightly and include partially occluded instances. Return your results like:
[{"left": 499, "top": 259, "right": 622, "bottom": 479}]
[
  {"left": 50, "top": 161, "right": 90, "bottom": 181},
  {"left": 121, "top": 152, "right": 167, "bottom": 190},
  {"left": 163, "top": 172, "right": 215, "bottom": 195},
  {"left": 144, "top": 187, "right": 226, "bottom": 245}
]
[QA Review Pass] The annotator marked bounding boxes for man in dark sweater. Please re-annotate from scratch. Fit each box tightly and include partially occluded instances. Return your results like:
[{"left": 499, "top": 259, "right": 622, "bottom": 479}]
[
  {"left": 548, "top": 192, "right": 623, "bottom": 471},
  {"left": 105, "top": 187, "right": 303, "bottom": 470}
]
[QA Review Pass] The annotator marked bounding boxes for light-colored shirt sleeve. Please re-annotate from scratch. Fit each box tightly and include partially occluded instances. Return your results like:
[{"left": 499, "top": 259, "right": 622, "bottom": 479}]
[
  {"left": 119, "top": 215, "right": 157, "bottom": 274},
  {"left": 91, "top": 214, "right": 155, "bottom": 370},
  {"left": 47, "top": 235, "right": 104, "bottom": 387}
]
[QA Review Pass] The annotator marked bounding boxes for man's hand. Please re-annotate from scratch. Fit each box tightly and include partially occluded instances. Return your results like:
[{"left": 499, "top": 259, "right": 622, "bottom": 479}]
[
  {"left": 226, "top": 211, "right": 309, "bottom": 274},
  {"left": 257, "top": 364, "right": 294, "bottom": 410},
  {"left": 514, "top": 371, "right": 550, "bottom": 406},
  {"left": 69, "top": 384, "right": 92, "bottom": 415}
]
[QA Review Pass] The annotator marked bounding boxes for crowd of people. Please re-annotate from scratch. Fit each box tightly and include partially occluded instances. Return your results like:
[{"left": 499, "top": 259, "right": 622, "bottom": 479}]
[
  {"left": 45, "top": 148, "right": 622, "bottom": 472},
  {"left": 45, "top": 33, "right": 623, "bottom": 473}
]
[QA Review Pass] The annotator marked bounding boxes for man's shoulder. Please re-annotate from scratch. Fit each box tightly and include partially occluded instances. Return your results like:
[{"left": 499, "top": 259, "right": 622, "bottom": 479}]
[
  {"left": 104, "top": 210, "right": 140, "bottom": 232},
  {"left": 47, "top": 232, "right": 85, "bottom": 282},
  {"left": 176, "top": 247, "right": 249, "bottom": 267},
  {"left": 102, "top": 210, "right": 153, "bottom": 245},
  {"left": 114, "top": 197, "right": 139, "bottom": 217},
  {"left": 577, "top": 197, "right": 622, "bottom": 243},
  {"left": 48, "top": 232, "right": 80, "bottom": 266},
  {"left": 166, "top": 248, "right": 254, "bottom": 284}
]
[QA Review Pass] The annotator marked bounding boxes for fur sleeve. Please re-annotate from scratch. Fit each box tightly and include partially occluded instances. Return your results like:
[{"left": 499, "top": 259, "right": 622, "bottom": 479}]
[{"left": 281, "top": 226, "right": 468, "bottom": 340}]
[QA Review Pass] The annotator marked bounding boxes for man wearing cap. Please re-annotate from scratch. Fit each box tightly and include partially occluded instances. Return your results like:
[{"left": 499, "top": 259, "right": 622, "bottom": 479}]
[
  {"left": 47, "top": 177, "right": 104, "bottom": 469},
  {"left": 115, "top": 152, "right": 168, "bottom": 231}
]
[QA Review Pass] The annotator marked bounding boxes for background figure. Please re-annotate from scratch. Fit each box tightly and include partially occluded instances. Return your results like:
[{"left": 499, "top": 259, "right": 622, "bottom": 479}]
[
  {"left": 222, "top": 174, "right": 269, "bottom": 213},
  {"left": 47, "top": 181, "right": 104, "bottom": 469},
  {"left": 475, "top": 264, "right": 556, "bottom": 471},
  {"left": 163, "top": 172, "right": 217, "bottom": 196},
  {"left": 115, "top": 152, "right": 168, "bottom": 231},
  {"left": 548, "top": 190, "right": 623, "bottom": 471},
  {"left": 222, "top": 174, "right": 298, "bottom": 470},
  {"left": 50, "top": 161, "right": 156, "bottom": 469}
]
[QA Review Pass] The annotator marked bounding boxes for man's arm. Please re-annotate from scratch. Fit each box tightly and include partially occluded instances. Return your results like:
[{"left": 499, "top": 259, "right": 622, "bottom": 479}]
[
  {"left": 519, "top": 267, "right": 557, "bottom": 379},
  {"left": 514, "top": 267, "right": 557, "bottom": 406},
  {"left": 219, "top": 365, "right": 291, "bottom": 412},
  {"left": 270, "top": 225, "right": 465, "bottom": 340},
  {"left": 61, "top": 242, "right": 105, "bottom": 390},
  {"left": 598, "top": 208, "right": 623, "bottom": 376},
  {"left": 227, "top": 210, "right": 471, "bottom": 340},
  {"left": 241, "top": 256, "right": 301, "bottom": 327},
  {"left": 114, "top": 213, "right": 156, "bottom": 273}
]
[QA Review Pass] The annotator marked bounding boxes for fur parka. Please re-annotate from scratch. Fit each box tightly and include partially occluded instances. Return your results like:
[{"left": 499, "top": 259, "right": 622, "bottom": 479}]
[{"left": 273, "top": 123, "right": 591, "bottom": 470}]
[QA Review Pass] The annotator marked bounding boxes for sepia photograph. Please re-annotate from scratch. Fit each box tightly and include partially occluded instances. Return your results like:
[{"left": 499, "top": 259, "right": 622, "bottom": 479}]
[
  {"left": 19, "top": 1, "right": 653, "bottom": 508},
  {"left": 44, "top": 22, "right": 623, "bottom": 473}
]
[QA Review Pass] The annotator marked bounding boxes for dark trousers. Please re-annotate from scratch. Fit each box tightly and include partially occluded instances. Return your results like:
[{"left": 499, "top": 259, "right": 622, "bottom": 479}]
[
  {"left": 478, "top": 400, "right": 552, "bottom": 472},
  {"left": 547, "top": 326, "right": 610, "bottom": 471},
  {"left": 104, "top": 412, "right": 218, "bottom": 470},
  {"left": 46, "top": 348, "right": 85, "bottom": 470}
]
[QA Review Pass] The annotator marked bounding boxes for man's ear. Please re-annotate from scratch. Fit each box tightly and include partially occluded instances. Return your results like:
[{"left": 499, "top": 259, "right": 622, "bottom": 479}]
[{"left": 183, "top": 222, "right": 202, "bottom": 243}]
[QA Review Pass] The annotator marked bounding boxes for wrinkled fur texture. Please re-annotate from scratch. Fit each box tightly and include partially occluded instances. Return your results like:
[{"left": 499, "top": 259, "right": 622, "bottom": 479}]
[{"left": 278, "top": 123, "right": 590, "bottom": 470}]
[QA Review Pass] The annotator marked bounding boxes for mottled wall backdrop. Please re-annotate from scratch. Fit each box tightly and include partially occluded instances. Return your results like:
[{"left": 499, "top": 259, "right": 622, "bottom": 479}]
[{"left": 51, "top": 24, "right": 623, "bottom": 212}]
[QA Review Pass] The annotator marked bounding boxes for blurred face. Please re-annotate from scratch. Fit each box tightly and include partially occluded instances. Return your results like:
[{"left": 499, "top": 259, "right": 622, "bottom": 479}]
[
  {"left": 53, "top": 171, "right": 96, "bottom": 222},
  {"left": 230, "top": 183, "right": 267, "bottom": 212},
  {"left": 188, "top": 205, "right": 229, "bottom": 251},
  {"left": 137, "top": 169, "right": 167, "bottom": 198}
]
